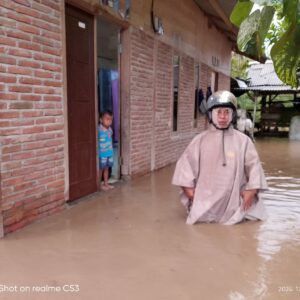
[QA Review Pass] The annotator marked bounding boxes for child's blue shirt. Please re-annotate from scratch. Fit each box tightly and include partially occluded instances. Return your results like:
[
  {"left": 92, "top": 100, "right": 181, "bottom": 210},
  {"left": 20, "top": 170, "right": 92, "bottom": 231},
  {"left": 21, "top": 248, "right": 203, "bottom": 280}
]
[{"left": 98, "top": 124, "right": 113, "bottom": 158}]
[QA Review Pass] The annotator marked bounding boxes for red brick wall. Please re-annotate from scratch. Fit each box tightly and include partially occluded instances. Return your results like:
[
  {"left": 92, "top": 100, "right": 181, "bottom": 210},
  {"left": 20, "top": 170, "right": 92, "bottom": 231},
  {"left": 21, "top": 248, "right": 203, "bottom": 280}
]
[
  {"left": 200, "top": 63, "right": 210, "bottom": 91},
  {"left": 153, "top": 41, "right": 173, "bottom": 169},
  {"left": 129, "top": 29, "right": 155, "bottom": 176},
  {"left": 170, "top": 54, "right": 199, "bottom": 159},
  {"left": 217, "top": 72, "right": 231, "bottom": 91},
  {"left": 128, "top": 31, "right": 216, "bottom": 175},
  {"left": 177, "top": 54, "right": 194, "bottom": 133},
  {"left": 0, "top": 0, "right": 65, "bottom": 234}
]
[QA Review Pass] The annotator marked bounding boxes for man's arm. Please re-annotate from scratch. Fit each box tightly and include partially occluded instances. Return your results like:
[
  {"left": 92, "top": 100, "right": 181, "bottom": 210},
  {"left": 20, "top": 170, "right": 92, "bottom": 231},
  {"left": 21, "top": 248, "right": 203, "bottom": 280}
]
[
  {"left": 241, "top": 189, "right": 257, "bottom": 211},
  {"left": 181, "top": 187, "right": 195, "bottom": 200}
]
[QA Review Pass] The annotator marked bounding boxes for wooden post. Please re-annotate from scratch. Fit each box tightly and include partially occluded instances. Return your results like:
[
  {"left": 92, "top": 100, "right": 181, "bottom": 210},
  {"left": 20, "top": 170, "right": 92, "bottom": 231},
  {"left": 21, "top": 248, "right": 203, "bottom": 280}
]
[{"left": 252, "top": 93, "right": 258, "bottom": 142}]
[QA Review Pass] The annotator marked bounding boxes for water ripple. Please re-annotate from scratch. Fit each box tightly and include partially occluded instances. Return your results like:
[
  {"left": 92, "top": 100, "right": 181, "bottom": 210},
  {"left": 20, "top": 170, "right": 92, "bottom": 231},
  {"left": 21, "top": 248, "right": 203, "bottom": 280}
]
[{"left": 256, "top": 176, "right": 300, "bottom": 260}]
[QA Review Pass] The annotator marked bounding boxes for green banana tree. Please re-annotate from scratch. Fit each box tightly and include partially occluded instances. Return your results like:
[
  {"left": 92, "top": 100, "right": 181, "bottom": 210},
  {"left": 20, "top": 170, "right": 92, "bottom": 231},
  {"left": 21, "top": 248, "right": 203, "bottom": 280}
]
[{"left": 230, "top": 0, "right": 300, "bottom": 87}]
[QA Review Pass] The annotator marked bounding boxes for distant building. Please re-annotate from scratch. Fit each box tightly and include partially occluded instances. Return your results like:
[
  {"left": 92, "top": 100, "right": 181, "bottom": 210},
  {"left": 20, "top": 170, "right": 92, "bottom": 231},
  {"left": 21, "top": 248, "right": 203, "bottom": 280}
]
[{"left": 232, "top": 62, "right": 300, "bottom": 135}]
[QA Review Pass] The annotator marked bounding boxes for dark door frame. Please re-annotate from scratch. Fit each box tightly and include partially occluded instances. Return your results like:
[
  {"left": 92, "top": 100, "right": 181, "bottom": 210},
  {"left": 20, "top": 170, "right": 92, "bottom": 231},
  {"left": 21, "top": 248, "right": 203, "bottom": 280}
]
[
  {"left": 65, "top": 4, "right": 98, "bottom": 201},
  {"left": 64, "top": 1, "right": 129, "bottom": 200}
]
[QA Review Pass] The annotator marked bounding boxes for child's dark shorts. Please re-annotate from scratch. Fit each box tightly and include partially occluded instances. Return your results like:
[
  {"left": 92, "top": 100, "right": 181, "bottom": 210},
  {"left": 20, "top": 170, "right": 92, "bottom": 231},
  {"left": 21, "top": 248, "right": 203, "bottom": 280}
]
[{"left": 100, "top": 156, "right": 113, "bottom": 170}]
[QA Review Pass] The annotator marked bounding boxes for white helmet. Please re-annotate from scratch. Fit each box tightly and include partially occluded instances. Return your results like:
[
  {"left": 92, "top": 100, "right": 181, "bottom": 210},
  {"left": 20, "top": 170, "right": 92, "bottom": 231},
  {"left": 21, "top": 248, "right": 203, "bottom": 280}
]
[{"left": 206, "top": 90, "right": 237, "bottom": 111}]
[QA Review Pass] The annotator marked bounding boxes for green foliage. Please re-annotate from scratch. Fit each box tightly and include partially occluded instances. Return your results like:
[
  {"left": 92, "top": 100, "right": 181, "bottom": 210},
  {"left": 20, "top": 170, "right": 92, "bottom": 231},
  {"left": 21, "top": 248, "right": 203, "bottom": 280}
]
[
  {"left": 283, "top": 0, "right": 299, "bottom": 23},
  {"left": 230, "top": 0, "right": 300, "bottom": 87},
  {"left": 237, "top": 7, "right": 275, "bottom": 59},
  {"left": 237, "top": 94, "right": 254, "bottom": 110},
  {"left": 271, "top": 23, "right": 300, "bottom": 87},
  {"left": 231, "top": 53, "right": 251, "bottom": 79},
  {"left": 230, "top": 0, "right": 254, "bottom": 27},
  {"left": 250, "top": 0, "right": 282, "bottom": 5},
  {"left": 265, "top": 18, "right": 287, "bottom": 46}
]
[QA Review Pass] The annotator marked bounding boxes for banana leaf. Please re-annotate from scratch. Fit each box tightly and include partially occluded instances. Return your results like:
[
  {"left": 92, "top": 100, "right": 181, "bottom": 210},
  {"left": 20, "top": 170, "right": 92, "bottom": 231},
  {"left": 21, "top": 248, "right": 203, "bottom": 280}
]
[
  {"left": 271, "top": 22, "right": 300, "bottom": 87},
  {"left": 230, "top": 0, "right": 254, "bottom": 27},
  {"left": 237, "top": 6, "right": 275, "bottom": 59}
]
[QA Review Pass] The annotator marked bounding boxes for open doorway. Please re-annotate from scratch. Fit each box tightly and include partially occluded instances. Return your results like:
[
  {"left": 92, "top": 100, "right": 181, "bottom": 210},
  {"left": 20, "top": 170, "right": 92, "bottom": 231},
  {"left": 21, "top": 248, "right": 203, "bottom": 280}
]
[{"left": 97, "top": 18, "right": 121, "bottom": 182}]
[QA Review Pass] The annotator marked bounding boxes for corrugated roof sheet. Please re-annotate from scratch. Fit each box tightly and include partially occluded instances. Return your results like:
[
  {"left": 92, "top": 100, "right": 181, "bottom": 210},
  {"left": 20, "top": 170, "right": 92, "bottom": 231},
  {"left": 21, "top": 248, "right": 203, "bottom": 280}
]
[
  {"left": 234, "top": 62, "right": 300, "bottom": 93},
  {"left": 248, "top": 63, "right": 283, "bottom": 86}
]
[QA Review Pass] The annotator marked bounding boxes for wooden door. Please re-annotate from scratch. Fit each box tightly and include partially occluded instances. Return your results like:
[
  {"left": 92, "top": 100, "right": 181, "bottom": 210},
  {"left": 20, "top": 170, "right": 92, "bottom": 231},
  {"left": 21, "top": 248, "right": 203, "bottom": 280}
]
[{"left": 66, "top": 5, "right": 97, "bottom": 201}]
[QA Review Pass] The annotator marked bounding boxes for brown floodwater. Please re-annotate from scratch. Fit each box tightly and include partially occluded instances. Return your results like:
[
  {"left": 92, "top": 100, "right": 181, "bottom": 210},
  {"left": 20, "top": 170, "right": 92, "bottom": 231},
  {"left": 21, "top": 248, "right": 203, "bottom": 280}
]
[
  {"left": 255, "top": 138, "right": 300, "bottom": 258},
  {"left": 0, "top": 137, "right": 299, "bottom": 300}
]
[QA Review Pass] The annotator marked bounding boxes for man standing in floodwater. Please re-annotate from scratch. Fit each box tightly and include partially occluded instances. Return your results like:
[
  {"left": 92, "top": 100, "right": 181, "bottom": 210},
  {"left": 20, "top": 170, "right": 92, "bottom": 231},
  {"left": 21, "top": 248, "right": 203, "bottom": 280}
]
[
  {"left": 236, "top": 108, "right": 253, "bottom": 140},
  {"left": 172, "top": 90, "right": 268, "bottom": 225}
]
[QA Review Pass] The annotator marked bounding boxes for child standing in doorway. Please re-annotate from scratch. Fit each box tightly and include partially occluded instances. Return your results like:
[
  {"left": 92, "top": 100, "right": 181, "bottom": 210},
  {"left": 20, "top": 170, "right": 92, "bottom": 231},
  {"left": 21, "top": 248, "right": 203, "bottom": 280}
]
[{"left": 99, "top": 110, "right": 114, "bottom": 191}]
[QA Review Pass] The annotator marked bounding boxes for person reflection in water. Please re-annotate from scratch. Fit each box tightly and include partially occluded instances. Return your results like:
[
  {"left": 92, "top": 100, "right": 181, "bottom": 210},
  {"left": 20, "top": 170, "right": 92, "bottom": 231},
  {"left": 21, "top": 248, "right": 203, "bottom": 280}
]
[{"left": 172, "top": 91, "right": 268, "bottom": 225}]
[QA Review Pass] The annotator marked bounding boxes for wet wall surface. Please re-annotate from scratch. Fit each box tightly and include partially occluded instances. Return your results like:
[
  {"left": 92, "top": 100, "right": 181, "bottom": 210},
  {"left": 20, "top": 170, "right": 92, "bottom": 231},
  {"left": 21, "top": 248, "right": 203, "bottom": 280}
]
[{"left": 0, "top": 138, "right": 300, "bottom": 300}]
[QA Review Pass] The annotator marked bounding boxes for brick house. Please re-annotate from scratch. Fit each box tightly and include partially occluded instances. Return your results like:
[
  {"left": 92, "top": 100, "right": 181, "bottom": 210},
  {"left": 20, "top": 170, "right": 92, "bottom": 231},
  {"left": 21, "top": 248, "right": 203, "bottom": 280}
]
[{"left": 0, "top": 0, "right": 237, "bottom": 236}]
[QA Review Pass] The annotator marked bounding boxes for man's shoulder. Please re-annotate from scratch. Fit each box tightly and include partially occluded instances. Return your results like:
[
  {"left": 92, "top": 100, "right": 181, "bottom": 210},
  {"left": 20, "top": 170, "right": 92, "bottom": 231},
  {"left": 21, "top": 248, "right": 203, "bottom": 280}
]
[
  {"left": 233, "top": 128, "right": 253, "bottom": 144},
  {"left": 190, "top": 129, "right": 210, "bottom": 145}
]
